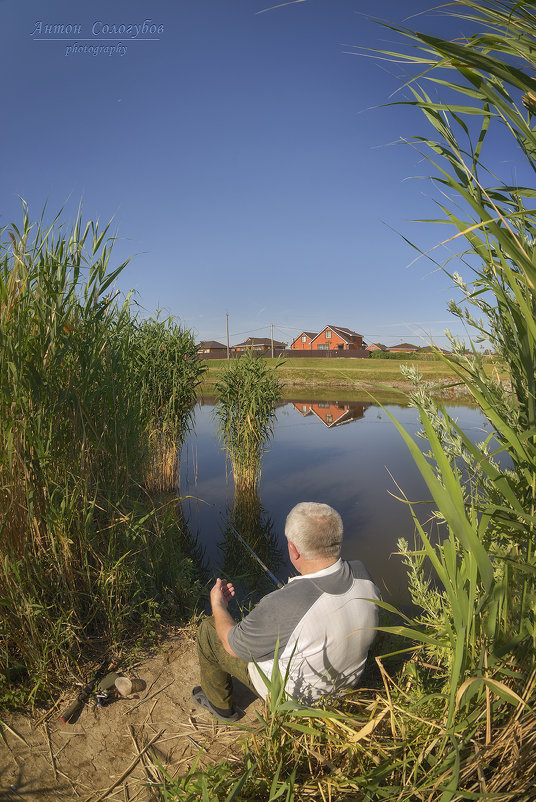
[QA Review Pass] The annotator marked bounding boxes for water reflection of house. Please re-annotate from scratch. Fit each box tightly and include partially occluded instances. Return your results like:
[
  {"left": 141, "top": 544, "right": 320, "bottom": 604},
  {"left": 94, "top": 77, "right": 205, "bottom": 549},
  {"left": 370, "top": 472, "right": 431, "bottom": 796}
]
[{"left": 293, "top": 400, "right": 370, "bottom": 427}]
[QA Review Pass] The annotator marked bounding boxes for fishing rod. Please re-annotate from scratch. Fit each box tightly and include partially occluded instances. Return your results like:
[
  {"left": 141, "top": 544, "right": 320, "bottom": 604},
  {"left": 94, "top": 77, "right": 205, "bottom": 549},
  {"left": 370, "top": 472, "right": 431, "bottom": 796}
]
[
  {"left": 228, "top": 523, "right": 284, "bottom": 589},
  {"left": 181, "top": 494, "right": 291, "bottom": 589},
  {"left": 60, "top": 656, "right": 117, "bottom": 723}
]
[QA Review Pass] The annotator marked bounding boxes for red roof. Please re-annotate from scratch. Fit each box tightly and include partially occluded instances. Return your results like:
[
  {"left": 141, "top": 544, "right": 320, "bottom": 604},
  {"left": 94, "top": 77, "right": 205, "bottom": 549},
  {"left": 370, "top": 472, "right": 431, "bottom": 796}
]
[
  {"left": 311, "top": 325, "right": 363, "bottom": 344},
  {"left": 198, "top": 340, "right": 226, "bottom": 350}
]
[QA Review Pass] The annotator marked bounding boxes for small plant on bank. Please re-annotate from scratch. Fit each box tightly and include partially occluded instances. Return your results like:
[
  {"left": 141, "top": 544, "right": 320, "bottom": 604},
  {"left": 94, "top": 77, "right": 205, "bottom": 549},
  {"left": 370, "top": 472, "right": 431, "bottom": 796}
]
[{"left": 214, "top": 351, "right": 283, "bottom": 491}]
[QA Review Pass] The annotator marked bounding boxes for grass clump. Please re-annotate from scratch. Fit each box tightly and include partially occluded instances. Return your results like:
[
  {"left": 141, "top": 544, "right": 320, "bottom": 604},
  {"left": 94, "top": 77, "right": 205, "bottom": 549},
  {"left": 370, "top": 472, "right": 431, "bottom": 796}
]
[
  {"left": 214, "top": 351, "right": 282, "bottom": 491},
  {"left": 0, "top": 205, "right": 204, "bottom": 706}
]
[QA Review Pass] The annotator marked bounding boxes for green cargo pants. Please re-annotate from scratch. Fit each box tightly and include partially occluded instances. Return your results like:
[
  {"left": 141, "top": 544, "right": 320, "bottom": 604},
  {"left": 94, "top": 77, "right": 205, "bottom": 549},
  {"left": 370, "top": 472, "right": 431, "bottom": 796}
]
[{"left": 196, "top": 616, "right": 258, "bottom": 712}]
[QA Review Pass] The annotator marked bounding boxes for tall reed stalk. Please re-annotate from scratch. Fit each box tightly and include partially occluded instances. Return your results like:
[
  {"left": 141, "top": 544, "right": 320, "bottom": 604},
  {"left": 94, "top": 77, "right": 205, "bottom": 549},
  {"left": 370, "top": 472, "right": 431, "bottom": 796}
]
[
  {"left": 133, "top": 316, "right": 205, "bottom": 491},
  {"left": 0, "top": 206, "right": 204, "bottom": 705},
  {"left": 367, "top": 0, "right": 536, "bottom": 794},
  {"left": 215, "top": 351, "right": 282, "bottom": 491}
]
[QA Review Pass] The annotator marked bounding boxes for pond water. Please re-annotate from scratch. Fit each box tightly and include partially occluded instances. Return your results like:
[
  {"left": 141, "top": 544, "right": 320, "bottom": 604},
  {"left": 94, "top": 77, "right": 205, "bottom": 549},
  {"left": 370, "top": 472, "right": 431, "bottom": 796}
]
[{"left": 180, "top": 396, "right": 494, "bottom": 606}]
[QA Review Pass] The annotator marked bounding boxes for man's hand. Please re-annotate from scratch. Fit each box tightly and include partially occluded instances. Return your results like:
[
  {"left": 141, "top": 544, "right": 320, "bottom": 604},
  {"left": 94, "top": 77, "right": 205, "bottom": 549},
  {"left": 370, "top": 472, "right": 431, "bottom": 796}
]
[
  {"left": 210, "top": 578, "right": 239, "bottom": 658},
  {"left": 210, "top": 578, "right": 236, "bottom": 610}
]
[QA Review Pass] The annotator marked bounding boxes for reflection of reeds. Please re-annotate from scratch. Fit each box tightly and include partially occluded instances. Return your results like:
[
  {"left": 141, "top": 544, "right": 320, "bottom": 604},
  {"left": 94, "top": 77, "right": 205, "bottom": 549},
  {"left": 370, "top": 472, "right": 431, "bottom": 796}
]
[
  {"left": 145, "top": 430, "right": 180, "bottom": 493},
  {"left": 215, "top": 351, "right": 282, "bottom": 491},
  {"left": 219, "top": 486, "right": 283, "bottom": 599}
]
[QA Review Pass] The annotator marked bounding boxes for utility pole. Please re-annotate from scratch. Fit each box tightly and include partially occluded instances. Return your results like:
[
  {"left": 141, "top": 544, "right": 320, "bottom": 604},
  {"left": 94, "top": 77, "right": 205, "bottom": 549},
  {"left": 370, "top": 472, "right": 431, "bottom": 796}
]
[
  {"left": 226, "top": 313, "right": 230, "bottom": 360},
  {"left": 270, "top": 323, "right": 274, "bottom": 359}
]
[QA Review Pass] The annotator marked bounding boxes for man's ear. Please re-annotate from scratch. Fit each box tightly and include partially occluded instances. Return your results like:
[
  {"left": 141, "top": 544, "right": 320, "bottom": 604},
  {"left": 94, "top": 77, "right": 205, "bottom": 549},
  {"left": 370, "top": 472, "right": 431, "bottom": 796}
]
[{"left": 288, "top": 541, "right": 300, "bottom": 560}]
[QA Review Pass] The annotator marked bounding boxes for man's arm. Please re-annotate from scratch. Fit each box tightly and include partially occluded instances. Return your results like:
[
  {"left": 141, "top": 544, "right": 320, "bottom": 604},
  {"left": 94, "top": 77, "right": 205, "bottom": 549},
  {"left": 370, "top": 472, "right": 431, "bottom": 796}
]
[{"left": 210, "top": 578, "right": 239, "bottom": 657}]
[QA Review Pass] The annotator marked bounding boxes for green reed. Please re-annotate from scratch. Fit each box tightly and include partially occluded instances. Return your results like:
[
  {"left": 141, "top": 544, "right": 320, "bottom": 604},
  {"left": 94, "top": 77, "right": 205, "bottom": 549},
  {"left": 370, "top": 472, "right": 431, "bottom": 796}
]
[
  {"left": 214, "top": 351, "right": 282, "bottom": 491},
  {"left": 133, "top": 316, "right": 205, "bottom": 491},
  {"left": 0, "top": 205, "right": 204, "bottom": 705}
]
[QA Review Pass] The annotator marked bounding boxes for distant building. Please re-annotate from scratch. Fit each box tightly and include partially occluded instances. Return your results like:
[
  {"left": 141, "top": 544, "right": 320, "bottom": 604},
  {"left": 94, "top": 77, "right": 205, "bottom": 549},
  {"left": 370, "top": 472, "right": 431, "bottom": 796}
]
[
  {"left": 310, "top": 325, "right": 364, "bottom": 351},
  {"left": 232, "top": 337, "right": 287, "bottom": 354},
  {"left": 389, "top": 343, "right": 420, "bottom": 353},
  {"left": 366, "top": 343, "right": 387, "bottom": 352},
  {"left": 198, "top": 340, "right": 227, "bottom": 355},
  {"left": 419, "top": 345, "right": 450, "bottom": 355},
  {"left": 290, "top": 331, "right": 318, "bottom": 350}
]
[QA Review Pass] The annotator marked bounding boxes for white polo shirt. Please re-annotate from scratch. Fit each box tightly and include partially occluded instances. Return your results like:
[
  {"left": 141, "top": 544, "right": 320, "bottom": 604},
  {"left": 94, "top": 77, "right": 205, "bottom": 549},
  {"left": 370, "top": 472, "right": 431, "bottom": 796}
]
[{"left": 228, "top": 559, "right": 380, "bottom": 703}]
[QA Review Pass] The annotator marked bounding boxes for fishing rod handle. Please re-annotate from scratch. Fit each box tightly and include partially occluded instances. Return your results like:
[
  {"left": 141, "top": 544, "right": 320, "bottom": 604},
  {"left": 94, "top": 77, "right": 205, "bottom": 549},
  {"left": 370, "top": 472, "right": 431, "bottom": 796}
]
[
  {"left": 60, "top": 698, "right": 83, "bottom": 723},
  {"left": 59, "top": 657, "right": 116, "bottom": 723}
]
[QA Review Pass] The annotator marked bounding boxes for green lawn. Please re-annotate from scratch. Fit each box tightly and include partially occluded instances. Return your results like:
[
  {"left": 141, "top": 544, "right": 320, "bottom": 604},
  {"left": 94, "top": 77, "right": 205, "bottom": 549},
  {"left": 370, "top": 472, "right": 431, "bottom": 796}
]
[
  {"left": 199, "top": 357, "right": 506, "bottom": 403},
  {"left": 202, "top": 357, "right": 456, "bottom": 386}
]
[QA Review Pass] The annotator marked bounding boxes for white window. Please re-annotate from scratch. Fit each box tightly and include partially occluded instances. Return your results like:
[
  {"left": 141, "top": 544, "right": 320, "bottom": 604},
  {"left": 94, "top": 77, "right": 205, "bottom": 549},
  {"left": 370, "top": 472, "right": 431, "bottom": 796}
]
[
  {"left": 301, "top": 335, "right": 307, "bottom": 342},
  {"left": 325, "top": 330, "right": 332, "bottom": 339},
  {"left": 318, "top": 343, "right": 329, "bottom": 350}
]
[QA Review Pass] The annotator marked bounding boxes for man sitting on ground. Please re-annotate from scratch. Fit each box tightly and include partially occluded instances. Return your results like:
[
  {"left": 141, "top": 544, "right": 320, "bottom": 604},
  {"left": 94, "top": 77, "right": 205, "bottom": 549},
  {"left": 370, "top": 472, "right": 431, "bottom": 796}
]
[{"left": 192, "top": 501, "right": 380, "bottom": 722}]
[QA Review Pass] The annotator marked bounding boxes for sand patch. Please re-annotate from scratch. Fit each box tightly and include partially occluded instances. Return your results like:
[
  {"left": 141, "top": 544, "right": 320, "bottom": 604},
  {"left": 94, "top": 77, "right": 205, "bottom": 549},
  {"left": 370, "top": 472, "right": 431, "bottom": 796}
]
[{"left": 1, "top": 632, "right": 262, "bottom": 801}]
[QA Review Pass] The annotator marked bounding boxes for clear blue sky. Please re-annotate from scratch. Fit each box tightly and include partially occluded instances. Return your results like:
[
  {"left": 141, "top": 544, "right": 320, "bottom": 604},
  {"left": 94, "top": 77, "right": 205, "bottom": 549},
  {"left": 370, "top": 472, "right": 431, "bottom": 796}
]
[{"left": 1, "top": 0, "right": 516, "bottom": 348}]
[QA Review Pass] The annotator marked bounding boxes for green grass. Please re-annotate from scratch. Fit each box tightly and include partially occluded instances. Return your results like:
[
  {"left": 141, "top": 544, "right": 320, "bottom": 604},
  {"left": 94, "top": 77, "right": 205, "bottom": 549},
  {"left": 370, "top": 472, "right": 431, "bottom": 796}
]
[{"left": 201, "top": 357, "right": 506, "bottom": 395}]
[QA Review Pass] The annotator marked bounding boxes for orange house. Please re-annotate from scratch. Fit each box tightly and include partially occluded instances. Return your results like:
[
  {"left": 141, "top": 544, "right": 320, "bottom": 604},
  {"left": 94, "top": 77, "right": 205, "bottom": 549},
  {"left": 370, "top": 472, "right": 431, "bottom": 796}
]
[
  {"left": 310, "top": 325, "right": 363, "bottom": 351},
  {"left": 366, "top": 343, "right": 387, "bottom": 352},
  {"left": 291, "top": 331, "right": 318, "bottom": 350}
]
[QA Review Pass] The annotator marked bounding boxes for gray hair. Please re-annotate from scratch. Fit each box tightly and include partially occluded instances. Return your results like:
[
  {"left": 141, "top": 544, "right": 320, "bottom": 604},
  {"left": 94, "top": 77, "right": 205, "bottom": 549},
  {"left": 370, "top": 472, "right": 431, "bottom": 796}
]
[{"left": 285, "top": 502, "right": 343, "bottom": 560}]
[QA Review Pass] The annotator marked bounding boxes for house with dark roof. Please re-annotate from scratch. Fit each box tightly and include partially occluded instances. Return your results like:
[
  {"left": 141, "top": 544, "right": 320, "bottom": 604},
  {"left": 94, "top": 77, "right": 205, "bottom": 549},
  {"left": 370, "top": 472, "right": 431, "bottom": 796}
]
[
  {"left": 290, "top": 331, "right": 318, "bottom": 350},
  {"left": 232, "top": 337, "right": 287, "bottom": 354},
  {"left": 366, "top": 343, "right": 387, "bottom": 352},
  {"left": 389, "top": 343, "right": 420, "bottom": 353},
  {"left": 198, "top": 340, "right": 227, "bottom": 355},
  {"left": 310, "top": 325, "right": 364, "bottom": 351}
]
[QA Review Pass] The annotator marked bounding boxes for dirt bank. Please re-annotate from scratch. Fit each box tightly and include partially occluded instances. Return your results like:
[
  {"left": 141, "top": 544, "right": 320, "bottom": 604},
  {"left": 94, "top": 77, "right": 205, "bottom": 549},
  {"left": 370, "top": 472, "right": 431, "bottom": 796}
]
[{"left": 1, "top": 631, "right": 262, "bottom": 802}]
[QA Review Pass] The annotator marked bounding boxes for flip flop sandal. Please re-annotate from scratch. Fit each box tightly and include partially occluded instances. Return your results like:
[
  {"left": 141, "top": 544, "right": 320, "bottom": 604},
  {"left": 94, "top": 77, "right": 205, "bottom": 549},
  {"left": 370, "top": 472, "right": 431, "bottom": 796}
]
[{"left": 191, "top": 686, "right": 242, "bottom": 722}]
